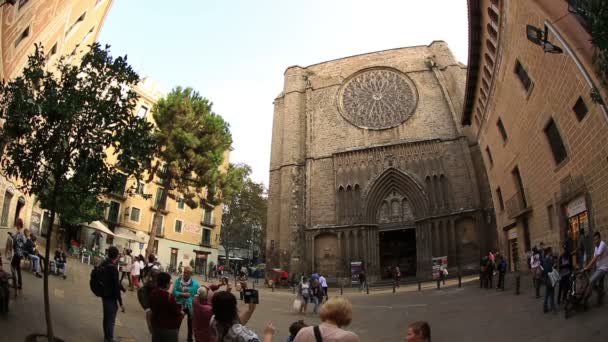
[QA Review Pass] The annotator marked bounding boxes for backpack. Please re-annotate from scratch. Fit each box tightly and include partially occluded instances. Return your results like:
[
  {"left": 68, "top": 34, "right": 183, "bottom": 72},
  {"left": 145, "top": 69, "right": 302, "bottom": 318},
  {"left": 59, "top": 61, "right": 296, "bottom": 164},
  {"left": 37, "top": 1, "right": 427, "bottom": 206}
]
[
  {"left": 137, "top": 285, "right": 151, "bottom": 310},
  {"left": 90, "top": 264, "right": 106, "bottom": 297}
]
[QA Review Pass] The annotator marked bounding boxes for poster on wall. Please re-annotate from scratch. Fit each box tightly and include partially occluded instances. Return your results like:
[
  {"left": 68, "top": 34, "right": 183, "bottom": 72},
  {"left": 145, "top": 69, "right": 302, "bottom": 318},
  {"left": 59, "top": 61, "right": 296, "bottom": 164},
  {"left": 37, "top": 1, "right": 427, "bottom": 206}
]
[
  {"left": 351, "top": 261, "right": 362, "bottom": 284},
  {"left": 29, "top": 212, "right": 41, "bottom": 235},
  {"left": 432, "top": 256, "right": 448, "bottom": 280}
]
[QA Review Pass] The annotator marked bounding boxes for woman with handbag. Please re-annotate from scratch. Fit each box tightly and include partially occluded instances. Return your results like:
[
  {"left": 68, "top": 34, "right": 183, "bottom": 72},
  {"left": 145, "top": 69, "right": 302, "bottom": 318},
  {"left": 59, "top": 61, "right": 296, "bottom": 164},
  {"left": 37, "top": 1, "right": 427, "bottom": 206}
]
[
  {"left": 294, "top": 297, "right": 359, "bottom": 342},
  {"left": 299, "top": 277, "right": 311, "bottom": 314}
]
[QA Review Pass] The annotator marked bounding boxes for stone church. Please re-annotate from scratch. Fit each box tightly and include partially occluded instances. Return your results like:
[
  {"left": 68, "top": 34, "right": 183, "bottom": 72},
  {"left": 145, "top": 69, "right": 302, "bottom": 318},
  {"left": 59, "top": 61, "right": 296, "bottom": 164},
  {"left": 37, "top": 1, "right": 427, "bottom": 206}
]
[{"left": 267, "top": 42, "right": 495, "bottom": 282}]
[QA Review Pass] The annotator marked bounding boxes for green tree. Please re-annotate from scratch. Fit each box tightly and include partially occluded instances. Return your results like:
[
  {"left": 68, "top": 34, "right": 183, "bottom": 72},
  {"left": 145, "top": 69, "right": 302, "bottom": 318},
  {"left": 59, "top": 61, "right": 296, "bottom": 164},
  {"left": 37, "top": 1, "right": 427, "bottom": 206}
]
[
  {"left": 144, "top": 87, "right": 235, "bottom": 257},
  {"left": 0, "top": 43, "right": 155, "bottom": 341},
  {"left": 220, "top": 165, "right": 268, "bottom": 266}
]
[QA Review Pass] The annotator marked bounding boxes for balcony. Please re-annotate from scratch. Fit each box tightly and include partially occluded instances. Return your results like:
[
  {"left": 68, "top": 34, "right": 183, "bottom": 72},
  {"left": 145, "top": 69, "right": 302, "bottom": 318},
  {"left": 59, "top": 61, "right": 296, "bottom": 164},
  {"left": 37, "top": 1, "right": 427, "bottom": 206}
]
[
  {"left": 201, "top": 216, "right": 216, "bottom": 228},
  {"left": 559, "top": 174, "right": 586, "bottom": 201},
  {"left": 506, "top": 190, "right": 532, "bottom": 219}
]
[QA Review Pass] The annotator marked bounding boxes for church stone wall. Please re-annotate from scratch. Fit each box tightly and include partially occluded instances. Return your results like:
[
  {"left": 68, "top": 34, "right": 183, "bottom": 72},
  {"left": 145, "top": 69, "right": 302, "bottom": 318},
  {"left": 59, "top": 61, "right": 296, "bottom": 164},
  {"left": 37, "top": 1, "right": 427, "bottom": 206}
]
[{"left": 268, "top": 41, "right": 495, "bottom": 279}]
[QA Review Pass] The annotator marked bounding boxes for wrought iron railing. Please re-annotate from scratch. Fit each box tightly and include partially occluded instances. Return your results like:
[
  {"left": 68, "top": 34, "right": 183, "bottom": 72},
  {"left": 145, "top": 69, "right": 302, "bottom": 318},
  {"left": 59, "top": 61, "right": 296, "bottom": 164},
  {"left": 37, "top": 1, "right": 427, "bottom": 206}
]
[{"left": 505, "top": 190, "right": 532, "bottom": 219}]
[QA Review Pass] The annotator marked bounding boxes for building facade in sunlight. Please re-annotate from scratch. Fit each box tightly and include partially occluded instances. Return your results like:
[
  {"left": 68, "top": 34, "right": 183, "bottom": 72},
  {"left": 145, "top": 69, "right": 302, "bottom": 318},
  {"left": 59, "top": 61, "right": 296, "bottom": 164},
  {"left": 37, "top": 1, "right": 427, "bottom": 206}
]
[
  {"left": 268, "top": 42, "right": 496, "bottom": 281},
  {"left": 0, "top": 0, "right": 113, "bottom": 252},
  {"left": 86, "top": 77, "right": 224, "bottom": 274},
  {"left": 463, "top": 0, "right": 608, "bottom": 271}
]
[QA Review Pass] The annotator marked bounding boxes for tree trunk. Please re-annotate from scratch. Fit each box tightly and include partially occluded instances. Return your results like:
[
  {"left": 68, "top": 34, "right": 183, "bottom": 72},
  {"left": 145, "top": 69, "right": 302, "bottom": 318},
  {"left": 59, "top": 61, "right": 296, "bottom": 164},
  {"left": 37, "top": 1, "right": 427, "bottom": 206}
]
[
  {"left": 145, "top": 212, "right": 162, "bottom": 259},
  {"left": 43, "top": 183, "right": 60, "bottom": 341}
]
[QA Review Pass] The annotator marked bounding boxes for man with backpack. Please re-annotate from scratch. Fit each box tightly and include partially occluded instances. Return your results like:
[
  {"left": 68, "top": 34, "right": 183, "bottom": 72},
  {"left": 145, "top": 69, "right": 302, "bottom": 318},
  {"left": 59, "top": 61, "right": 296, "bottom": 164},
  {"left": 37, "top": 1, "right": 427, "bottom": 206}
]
[{"left": 91, "top": 246, "right": 125, "bottom": 342}]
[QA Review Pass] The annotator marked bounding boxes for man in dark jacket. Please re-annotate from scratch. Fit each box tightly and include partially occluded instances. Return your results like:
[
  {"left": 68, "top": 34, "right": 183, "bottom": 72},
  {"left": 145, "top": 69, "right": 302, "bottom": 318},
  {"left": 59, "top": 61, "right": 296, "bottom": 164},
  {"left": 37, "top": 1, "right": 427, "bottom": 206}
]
[{"left": 101, "top": 246, "right": 125, "bottom": 342}]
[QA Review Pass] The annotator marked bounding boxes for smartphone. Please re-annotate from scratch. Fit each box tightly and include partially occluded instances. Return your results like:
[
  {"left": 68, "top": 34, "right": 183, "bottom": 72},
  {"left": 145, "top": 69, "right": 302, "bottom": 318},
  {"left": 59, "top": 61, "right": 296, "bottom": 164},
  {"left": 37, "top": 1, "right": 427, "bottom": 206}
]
[{"left": 243, "top": 289, "right": 259, "bottom": 304}]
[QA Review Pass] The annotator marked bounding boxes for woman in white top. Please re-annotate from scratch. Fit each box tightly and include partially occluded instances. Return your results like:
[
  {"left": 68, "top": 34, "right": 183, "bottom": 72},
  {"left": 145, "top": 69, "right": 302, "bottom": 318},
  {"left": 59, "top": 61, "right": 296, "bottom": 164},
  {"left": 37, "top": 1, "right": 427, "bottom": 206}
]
[
  {"left": 299, "top": 277, "right": 311, "bottom": 314},
  {"left": 120, "top": 249, "right": 133, "bottom": 288},
  {"left": 130, "top": 255, "right": 142, "bottom": 290}
]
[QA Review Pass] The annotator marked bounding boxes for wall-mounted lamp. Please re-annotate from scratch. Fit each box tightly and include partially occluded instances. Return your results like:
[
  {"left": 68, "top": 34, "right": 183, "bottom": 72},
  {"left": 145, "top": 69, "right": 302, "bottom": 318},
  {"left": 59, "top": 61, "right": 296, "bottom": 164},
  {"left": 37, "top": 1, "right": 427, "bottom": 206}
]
[{"left": 526, "top": 24, "right": 563, "bottom": 54}]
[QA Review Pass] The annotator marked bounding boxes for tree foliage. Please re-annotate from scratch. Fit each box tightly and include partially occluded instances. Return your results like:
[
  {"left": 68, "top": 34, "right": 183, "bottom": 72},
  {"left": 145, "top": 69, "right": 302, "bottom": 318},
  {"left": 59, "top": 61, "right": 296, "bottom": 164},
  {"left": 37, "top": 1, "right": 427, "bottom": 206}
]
[
  {"left": 0, "top": 43, "right": 155, "bottom": 340},
  {"left": 220, "top": 164, "right": 267, "bottom": 262},
  {"left": 150, "top": 87, "right": 233, "bottom": 205}
]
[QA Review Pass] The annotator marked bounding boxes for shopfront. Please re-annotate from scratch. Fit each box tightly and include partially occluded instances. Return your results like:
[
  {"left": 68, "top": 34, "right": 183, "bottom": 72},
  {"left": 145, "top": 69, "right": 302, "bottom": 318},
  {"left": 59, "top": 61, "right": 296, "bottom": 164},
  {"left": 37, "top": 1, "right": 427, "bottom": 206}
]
[
  {"left": 565, "top": 195, "right": 588, "bottom": 266},
  {"left": 507, "top": 228, "right": 519, "bottom": 272},
  {"left": 194, "top": 250, "right": 209, "bottom": 275}
]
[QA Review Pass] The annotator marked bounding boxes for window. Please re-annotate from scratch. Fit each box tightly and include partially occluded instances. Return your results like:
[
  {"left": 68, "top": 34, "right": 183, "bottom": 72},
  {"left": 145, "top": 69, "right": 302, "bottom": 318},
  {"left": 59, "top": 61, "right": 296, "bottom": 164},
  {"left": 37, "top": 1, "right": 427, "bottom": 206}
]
[
  {"left": 487, "top": 23, "right": 498, "bottom": 40},
  {"left": 203, "top": 208, "right": 213, "bottom": 226},
  {"left": 137, "top": 105, "right": 149, "bottom": 118},
  {"left": 573, "top": 97, "right": 588, "bottom": 121},
  {"left": 48, "top": 43, "right": 58, "bottom": 58},
  {"left": 66, "top": 12, "right": 86, "bottom": 37},
  {"left": 482, "top": 78, "right": 490, "bottom": 92},
  {"left": 484, "top": 53, "right": 494, "bottom": 68},
  {"left": 153, "top": 239, "right": 159, "bottom": 255},
  {"left": 497, "top": 118, "right": 508, "bottom": 142},
  {"left": 154, "top": 187, "right": 167, "bottom": 210},
  {"left": 177, "top": 198, "right": 185, "bottom": 210},
  {"left": 135, "top": 182, "right": 145, "bottom": 195},
  {"left": 544, "top": 119, "right": 568, "bottom": 164},
  {"left": 110, "top": 173, "right": 127, "bottom": 196},
  {"left": 15, "top": 26, "right": 29, "bottom": 48},
  {"left": 81, "top": 26, "right": 95, "bottom": 44},
  {"left": 174, "top": 219, "right": 182, "bottom": 233},
  {"left": 129, "top": 207, "right": 141, "bottom": 222},
  {"left": 483, "top": 66, "right": 492, "bottom": 80},
  {"left": 496, "top": 187, "right": 504, "bottom": 211},
  {"left": 487, "top": 7, "right": 499, "bottom": 23},
  {"left": 486, "top": 39, "right": 497, "bottom": 55},
  {"left": 485, "top": 146, "right": 494, "bottom": 166},
  {"left": 18, "top": 0, "right": 30, "bottom": 10},
  {"left": 153, "top": 215, "right": 164, "bottom": 236},
  {"left": 202, "top": 229, "right": 211, "bottom": 246},
  {"left": 0, "top": 191, "right": 13, "bottom": 227},
  {"left": 512, "top": 166, "right": 527, "bottom": 208},
  {"left": 107, "top": 201, "right": 120, "bottom": 223},
  {"left": 514, "top": 60, "right": 532, "bottom": 92}
]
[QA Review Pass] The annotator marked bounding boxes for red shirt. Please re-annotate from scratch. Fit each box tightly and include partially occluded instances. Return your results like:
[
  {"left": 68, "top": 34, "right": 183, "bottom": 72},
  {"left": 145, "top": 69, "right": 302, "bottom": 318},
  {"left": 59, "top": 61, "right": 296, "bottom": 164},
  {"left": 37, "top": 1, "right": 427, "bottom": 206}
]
[
  {"left": 150, "top": 288, "right": 184, "bottom": 330},
  {"left": 192, "top": 297, "right": 214, "bottom": 342}
]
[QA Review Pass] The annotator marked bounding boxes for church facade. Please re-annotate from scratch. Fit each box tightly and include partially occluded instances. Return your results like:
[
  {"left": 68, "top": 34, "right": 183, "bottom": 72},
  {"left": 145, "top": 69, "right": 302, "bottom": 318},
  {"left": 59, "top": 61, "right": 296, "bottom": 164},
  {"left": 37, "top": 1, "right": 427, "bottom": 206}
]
[{"left": 267, "top": 42, "right": 495, "bottom": 281}]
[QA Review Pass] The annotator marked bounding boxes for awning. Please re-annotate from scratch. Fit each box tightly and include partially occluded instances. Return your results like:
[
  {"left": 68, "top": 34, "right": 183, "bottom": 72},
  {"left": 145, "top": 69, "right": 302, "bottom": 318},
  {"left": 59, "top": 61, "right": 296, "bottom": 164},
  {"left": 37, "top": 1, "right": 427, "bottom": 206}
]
[
  {"left": 81, "top": 221, "right": 115, "bottom": 236},
  {"left": 113, "top": 233, "right": 139, "bottom": 242}
]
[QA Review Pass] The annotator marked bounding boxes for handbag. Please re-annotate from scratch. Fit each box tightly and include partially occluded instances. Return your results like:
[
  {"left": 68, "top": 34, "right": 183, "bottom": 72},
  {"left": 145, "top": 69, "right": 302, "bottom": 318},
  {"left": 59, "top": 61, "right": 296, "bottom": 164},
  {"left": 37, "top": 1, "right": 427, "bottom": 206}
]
[
  {"left": 313, "top": 325, "right": 323, "bottom": 342},
  {"left": 548, "top": 269, "right": 560, "bottom": 287},
  {"left": 292, "top": 298, "right": 302, "bottom": 312}
]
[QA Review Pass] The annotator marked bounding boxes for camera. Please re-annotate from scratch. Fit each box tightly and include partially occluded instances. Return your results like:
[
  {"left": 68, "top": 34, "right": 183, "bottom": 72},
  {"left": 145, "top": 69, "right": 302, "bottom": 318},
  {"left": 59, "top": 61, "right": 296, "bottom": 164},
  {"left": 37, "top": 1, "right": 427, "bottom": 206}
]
[{"left": 243, "top": 289, "right": 259, "bottom": 304}]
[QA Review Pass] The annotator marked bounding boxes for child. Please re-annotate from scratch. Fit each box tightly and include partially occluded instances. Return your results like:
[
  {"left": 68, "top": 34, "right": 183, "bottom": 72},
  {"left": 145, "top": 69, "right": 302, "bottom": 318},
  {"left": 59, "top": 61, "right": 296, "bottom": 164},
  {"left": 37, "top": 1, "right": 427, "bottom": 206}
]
[
  {"left": 406, "top": 321, "right": 431, "bottom": 342},
  {"left": 287, "top": 320, "right": 307, "bottom": 342}
]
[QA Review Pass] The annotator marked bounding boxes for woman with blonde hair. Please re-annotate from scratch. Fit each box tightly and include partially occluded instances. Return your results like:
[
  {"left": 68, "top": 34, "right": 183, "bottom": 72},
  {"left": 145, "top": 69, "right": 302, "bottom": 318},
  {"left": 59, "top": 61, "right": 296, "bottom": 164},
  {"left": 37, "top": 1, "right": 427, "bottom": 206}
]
[{"left": 294, "top": 296, "right": 359, "bottom": 342}]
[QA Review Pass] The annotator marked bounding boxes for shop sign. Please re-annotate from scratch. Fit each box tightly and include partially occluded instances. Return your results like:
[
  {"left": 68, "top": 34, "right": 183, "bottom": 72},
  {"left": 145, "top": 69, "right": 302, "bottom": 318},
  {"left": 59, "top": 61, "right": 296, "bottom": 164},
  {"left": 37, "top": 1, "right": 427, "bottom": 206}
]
[
  {"left": 566, "top": 196, "right": 586, "bottom": 218},
  {"left": 507, "top": 228, "right": 518, "bottom": 240},
  {"left": 432, "top": 256, "right": 448, "bottom": 280}
]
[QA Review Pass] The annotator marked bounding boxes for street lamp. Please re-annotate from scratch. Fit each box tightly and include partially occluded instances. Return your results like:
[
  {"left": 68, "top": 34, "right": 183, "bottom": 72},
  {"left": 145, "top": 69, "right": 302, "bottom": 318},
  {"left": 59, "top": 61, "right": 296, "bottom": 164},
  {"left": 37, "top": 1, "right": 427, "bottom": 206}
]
[{"left": 526, "top": 24, "right": 563, "bottom": 54}]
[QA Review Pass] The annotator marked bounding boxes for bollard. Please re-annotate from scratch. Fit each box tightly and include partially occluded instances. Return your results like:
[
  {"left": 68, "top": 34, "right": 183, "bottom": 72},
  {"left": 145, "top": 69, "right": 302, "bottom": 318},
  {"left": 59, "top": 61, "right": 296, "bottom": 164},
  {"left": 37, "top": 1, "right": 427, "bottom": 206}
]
[
  {"left": 272, "top": 283, "right": 275, "bottom": 292},
  {"left": 366, "top": 283, "right": 369, "bottom": 295},
  {"left": 418, "top": 280, "right": 421, "bottom": 291},
  {"left": 393, "top": 281, "right": 396, "bottom": 293},
  {"left": 458, "top": 273, "right": 462, "bottom": 288},
  {"left": 340, "top": 281, "right": 344, "bottom": 295},
  {"left": 292, "top": 285, "right": 295, "bottom": 294},
  {"left": 515, "top": 274, "right": 520, "bottom": 295},
  {"left": 252, "top": 281, "right": 255, "bottom": 289},
  {"left": 436, "top": 279, "right": 440, "bottom": 290}
]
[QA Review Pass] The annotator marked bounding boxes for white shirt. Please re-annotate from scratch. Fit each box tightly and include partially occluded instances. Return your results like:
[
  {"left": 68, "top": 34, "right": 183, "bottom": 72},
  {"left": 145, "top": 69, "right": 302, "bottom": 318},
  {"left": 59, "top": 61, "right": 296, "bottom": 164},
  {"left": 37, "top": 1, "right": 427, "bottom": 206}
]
[
  {"left": 319, "top": 276, "right": 328, "bottom": 288},
  {"left": 530, "top": 254, "right": 541, "bottom": 268},
  {"left": 131, "top": 260, "right": 141, "bottom": 276},
  {"left": 594, "top": 240, "right": 608, "bottom": 271}
]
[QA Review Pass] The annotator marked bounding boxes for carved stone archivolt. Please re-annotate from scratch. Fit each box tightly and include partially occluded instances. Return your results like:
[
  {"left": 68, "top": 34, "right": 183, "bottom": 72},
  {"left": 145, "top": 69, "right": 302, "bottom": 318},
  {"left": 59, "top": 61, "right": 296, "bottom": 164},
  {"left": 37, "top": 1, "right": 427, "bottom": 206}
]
[{"left": 338, "top": 68, "right": 418, "bottom": 130}]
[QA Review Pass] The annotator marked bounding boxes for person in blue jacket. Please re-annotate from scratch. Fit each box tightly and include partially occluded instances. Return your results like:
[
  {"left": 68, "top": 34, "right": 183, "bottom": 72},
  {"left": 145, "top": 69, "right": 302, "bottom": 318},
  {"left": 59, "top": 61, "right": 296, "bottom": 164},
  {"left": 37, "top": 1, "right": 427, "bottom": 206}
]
[{"left": 173, "top": 266, "right": 200, "bottom": 342}]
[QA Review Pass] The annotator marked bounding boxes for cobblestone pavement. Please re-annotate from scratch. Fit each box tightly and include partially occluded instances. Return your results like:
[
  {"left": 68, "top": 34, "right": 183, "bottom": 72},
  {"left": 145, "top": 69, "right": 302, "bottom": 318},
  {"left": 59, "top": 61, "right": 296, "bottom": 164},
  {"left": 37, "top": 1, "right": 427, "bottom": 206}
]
[{"left": 1, "top": 259, "right": 607, "bottom": 342}]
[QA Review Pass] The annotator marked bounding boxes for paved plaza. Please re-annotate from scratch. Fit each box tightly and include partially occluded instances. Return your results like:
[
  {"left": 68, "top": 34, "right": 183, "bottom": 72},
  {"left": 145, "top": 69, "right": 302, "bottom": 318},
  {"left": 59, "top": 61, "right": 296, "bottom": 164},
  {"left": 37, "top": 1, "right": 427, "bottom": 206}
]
[{"left": 1, "top": 259, "right": 607, "bottom": 342}]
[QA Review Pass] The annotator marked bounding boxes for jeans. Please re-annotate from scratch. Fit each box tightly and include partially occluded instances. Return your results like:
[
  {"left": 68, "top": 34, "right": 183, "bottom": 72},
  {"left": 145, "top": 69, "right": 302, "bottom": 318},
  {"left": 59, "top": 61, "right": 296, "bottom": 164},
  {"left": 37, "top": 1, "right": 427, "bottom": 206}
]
[
  {"left": 497, "top": 272, "right": 505, "bottom": 290},
  {"left": 55, "top": 262, "right": 67, "bottom": 276},
  {"left": 180, "top": 307, "right": 193, "bottom": 342},
  {"left": 589, "top": 269, "right": 606, "bottom": 296},
  {"left": 11, "top": 255, "right": 22, "bottom": 288},
  {"left": 29, "top": 254, "right": 41, "bottom": 273},
  {"left": 312, "top": 296, "right": 320, "bottom": 313},
  {"left": 557, "top": 275, "right": 571, "bottom": 304},
  {"left": 120, "top": 272, "right": 132, "bottom": 286},
  {"left": 544, "top": 284, "right": 555, "bottom": 312},
  {"left": 102, "top": 297, "right": 118, "bottom": 341}
]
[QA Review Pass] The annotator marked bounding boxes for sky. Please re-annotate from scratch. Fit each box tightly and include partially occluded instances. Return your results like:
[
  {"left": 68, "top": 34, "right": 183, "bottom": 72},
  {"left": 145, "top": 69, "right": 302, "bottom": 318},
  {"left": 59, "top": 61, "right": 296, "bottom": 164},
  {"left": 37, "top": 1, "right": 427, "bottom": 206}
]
[{"left": 98, "top": 0, "right": 469, "bottom": 186}]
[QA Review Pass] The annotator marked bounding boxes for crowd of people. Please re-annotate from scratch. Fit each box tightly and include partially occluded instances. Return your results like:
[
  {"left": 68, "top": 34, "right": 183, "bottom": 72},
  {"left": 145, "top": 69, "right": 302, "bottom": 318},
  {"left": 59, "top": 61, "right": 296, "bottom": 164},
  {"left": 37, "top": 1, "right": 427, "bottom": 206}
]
[{"left": 480, "top": 228, "right": 607, "bottom": 314}]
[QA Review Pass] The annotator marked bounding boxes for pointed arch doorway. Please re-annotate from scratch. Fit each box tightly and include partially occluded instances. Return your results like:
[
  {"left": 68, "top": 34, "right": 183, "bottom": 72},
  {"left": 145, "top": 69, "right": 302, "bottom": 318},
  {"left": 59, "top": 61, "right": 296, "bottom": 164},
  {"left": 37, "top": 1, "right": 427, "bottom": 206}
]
[{"left": 364, "top": 168, "right": 428, "bottom": 280}]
